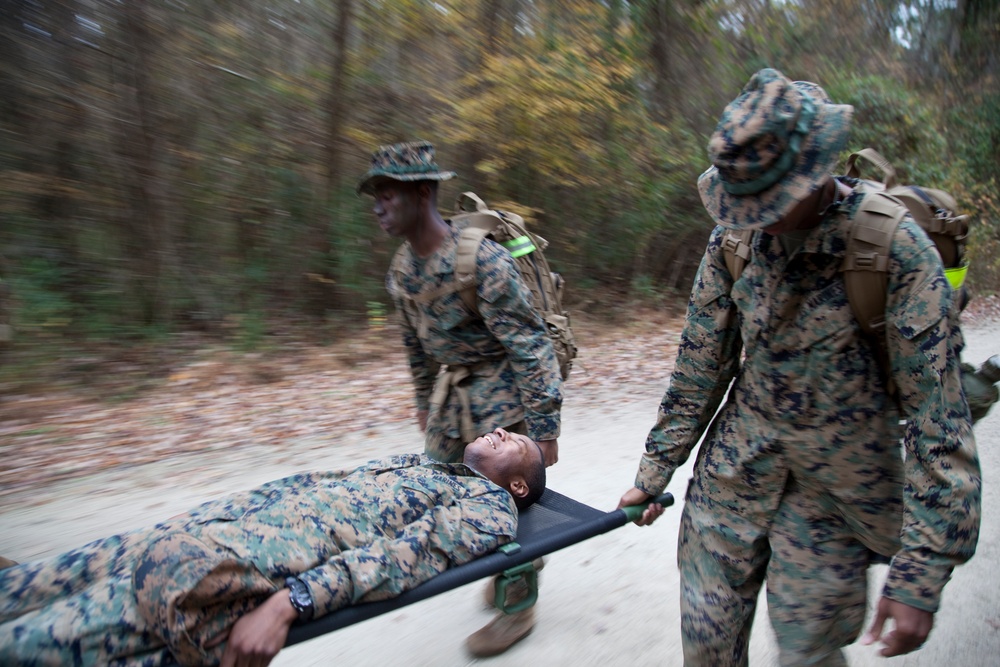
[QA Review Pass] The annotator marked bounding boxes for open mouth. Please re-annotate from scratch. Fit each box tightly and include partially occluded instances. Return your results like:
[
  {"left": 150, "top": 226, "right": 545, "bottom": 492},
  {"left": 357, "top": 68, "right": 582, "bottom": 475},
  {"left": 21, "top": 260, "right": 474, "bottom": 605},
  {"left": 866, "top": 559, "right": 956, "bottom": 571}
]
[{"left": 485, "top": 434, "right": 495, "bottom": 449}]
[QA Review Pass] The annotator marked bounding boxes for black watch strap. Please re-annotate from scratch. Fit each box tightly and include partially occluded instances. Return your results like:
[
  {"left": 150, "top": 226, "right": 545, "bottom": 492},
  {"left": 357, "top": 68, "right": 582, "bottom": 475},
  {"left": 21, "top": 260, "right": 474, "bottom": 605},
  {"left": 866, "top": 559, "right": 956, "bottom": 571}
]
[{"left": 285, "top": 576, "right": 315, "bottom": 623}]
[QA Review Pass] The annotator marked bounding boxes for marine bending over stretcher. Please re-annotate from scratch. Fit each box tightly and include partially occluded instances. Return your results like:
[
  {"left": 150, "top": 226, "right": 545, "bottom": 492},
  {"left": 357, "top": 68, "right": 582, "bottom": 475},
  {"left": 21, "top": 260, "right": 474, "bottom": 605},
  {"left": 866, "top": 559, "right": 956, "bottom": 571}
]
[{"left": 0, "top": 427, "right": 546, "bottom": 667}]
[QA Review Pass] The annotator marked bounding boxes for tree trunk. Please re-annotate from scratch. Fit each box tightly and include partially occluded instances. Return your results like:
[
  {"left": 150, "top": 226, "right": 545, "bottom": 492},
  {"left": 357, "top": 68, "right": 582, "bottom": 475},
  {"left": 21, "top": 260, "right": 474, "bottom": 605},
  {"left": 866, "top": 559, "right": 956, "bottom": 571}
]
[
  {"left": 120, "top": 0, "right": 175, "bottom": 326},
  {"left": 325, "top": 0, "right": 354, "bottom": 201},
  {"left": 461, "top": 0, "right": 505, "bottom": 193},
  {"left": 303, "top": 0, "right": 354, "bottom": 316}
]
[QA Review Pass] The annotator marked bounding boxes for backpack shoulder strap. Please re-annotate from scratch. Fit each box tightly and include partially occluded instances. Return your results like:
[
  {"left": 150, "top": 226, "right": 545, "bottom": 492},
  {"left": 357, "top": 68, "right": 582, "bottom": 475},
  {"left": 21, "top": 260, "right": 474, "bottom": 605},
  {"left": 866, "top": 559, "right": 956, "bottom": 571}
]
[
  {"left": 387, "top": 244, "right": 411, "bottom": 300},
  {"left": 452, "top": 192, "right": 509, "bottom": 315},
  {"left": 841, "top": 189, "right": 908, "bottom": 336},
  {"left": 389, "top": 241, "right": 474, "bottom": 309},
  {"left": 455, "top": 225, "right": 491, "bottom": 315},
  {"left": 843, "top": 189, "right": 909, "bottom": 398},
  {"left": 389, "top": 243, "right": 409, "bottom": 273},
  {"left": 721, "top": 228, "right": 755, "bottom": 281}
]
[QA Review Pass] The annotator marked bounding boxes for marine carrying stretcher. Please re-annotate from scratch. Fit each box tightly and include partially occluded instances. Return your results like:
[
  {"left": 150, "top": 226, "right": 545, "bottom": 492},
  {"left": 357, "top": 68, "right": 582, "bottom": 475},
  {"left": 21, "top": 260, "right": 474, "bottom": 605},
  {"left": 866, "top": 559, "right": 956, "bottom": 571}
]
[{"left": 285, "top": 489, "right": 674, "bottom": 645}]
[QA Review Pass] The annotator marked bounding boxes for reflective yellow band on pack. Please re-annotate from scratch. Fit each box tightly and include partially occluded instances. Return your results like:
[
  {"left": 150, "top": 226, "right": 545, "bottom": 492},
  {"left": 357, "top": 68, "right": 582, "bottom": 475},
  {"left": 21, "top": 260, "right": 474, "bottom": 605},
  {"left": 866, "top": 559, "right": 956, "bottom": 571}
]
[
  {"left": 945, "top": 261, "right": 969, "bottom": 290},
  {"left": 503, "top": 236, "right": 536, "bottom": 258}
]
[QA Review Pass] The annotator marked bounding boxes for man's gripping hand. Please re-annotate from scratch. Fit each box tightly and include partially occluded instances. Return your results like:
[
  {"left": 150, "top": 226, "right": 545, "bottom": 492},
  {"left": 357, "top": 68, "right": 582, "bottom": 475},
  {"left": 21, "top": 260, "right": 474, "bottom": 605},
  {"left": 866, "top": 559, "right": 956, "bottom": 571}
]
[
  {"left": 617, "top": 488, "right": 665, "bottom": 526},
  {"left": 861, "top": 596, "right": 934, "bottom": 657},
  {"left": 212, "top": 589, "right": 296, "bottom": 667}
]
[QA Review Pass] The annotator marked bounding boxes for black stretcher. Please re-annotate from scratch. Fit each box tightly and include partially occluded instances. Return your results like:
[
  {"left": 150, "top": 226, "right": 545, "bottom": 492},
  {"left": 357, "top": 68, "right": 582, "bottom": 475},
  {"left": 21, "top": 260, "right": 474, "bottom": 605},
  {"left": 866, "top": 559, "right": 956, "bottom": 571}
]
[{"left": 285, "top": 489, "right": 674, "bottom": 647}]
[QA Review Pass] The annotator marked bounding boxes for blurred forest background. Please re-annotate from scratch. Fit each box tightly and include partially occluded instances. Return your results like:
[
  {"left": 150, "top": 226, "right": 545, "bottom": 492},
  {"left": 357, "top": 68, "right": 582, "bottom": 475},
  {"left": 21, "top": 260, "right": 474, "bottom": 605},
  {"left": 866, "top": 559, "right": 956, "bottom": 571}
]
[{"left": 1, "top": 0, "right": 998, "bottom": 361}]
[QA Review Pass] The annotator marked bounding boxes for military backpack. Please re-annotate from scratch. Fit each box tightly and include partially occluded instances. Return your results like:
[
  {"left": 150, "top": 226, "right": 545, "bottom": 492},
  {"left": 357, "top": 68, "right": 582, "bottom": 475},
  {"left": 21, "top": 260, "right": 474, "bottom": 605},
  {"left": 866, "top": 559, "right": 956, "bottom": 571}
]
[
  {"left": 450, "top": 192, "right": 577, "bottom": 380},
  {"left": 721, "top": 148, "right": 996, "bottom": 421}
]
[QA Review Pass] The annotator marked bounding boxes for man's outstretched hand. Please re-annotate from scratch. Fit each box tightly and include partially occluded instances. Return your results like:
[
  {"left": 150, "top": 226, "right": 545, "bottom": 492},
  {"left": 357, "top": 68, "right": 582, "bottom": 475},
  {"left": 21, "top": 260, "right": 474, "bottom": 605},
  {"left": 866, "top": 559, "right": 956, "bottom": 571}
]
[
  {"left": 861, "top": 596, "right": 934, "bottom": 657},
  {"left": 617, "top": 488, "right": 665, "bottom": 526},
  {"left": 210, "top": 589, "right": 297, "bottom": 667}
]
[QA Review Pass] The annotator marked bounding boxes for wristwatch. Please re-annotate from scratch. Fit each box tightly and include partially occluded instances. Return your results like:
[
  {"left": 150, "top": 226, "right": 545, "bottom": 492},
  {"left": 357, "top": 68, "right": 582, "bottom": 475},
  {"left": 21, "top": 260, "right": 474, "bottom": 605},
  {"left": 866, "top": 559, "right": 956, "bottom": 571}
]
[{"left": 285, "top": 576, "right": 315, "bottom": 623}]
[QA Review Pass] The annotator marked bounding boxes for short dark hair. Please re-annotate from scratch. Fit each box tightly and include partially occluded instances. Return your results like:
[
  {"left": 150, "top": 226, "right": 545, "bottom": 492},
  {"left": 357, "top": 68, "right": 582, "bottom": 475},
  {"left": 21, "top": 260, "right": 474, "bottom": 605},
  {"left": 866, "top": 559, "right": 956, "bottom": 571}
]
[{"left": 515, "top": 444, "right": 547, "bottom": 511}]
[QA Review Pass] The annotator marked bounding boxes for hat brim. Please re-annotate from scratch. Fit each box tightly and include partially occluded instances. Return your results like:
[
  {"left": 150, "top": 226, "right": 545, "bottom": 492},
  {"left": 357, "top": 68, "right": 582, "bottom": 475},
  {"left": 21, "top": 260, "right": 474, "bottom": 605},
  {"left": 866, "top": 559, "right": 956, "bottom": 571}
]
[
  {"left": 357, "top": 170, "right": 456, "bottom": 195},
  {"left": 698, "top": 97, "right": 854, "bottom": 230}
]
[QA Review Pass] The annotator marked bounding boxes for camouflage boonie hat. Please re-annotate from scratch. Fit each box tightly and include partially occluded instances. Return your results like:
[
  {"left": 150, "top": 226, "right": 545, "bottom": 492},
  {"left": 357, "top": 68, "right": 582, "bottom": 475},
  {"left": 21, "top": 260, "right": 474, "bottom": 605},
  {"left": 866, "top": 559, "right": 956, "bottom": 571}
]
[
  {"left": 697, "top": 68, "right": 854, "bottom": 230},
  {"left": 357, "top": 140, "right": 457, "bottom": 195}
]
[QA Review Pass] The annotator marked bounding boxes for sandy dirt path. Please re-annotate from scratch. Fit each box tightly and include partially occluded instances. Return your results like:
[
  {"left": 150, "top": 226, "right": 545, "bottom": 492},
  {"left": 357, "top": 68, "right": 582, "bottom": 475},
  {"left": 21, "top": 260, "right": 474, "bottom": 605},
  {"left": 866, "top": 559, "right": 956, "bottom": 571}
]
[{"left": 2, "top": 323, "right": 998, "bottom": 666}]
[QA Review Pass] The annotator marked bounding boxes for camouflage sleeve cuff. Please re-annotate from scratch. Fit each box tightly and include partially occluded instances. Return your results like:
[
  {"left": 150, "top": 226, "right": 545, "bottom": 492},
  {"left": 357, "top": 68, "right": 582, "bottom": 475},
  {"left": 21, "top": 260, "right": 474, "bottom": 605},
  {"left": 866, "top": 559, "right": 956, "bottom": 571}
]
[
  {"left": 882, "top": 554, "right": 953, "bottom": 613},
  {"left": 524, "top": 412, "right": 560, "bottom": 442},
  {"left": 634, "top": 455, "right": 673, "bottom": 496},
  {"left": 297, "top": 566, "right": 349, "bottom": 618}
]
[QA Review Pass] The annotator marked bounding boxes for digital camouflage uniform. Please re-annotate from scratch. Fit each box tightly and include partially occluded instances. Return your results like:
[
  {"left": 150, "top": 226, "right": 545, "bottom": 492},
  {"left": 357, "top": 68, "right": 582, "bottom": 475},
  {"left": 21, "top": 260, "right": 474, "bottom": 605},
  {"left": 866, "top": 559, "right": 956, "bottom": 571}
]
[
  {"left": 0, "top": 454, "right": 517, "bottom": 666},
  {"left": 634, "top": 69, "right": 981, "bottom": 667},
  {"left": 388, "top": 221, "right": 563, "bottom": 463}
]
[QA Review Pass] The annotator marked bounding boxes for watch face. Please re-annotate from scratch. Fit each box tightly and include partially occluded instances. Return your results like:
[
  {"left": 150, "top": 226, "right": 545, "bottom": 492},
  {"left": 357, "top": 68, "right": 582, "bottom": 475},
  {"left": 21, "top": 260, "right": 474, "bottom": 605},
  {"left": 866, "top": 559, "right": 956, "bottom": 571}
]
[{"left": 287, "top": 580, "right": 314, "bottom": 621}]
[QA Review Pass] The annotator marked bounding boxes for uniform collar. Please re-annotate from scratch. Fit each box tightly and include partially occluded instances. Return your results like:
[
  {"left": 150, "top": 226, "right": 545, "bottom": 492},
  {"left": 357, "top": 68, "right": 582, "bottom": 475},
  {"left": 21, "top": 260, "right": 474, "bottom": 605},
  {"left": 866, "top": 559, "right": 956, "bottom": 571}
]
[{"left": 407, "top": 223, "right": 462, "bottom": 277}]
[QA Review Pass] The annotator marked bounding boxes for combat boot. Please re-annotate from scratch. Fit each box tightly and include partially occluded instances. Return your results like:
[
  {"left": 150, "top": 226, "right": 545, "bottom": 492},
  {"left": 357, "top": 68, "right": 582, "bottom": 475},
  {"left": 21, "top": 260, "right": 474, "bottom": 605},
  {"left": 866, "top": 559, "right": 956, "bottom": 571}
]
[
  {"left": 470, "top": 557, "right": 543, "bottom": 656},
  {"left": 465, "top": 606, "right": 535, "bottom": 657}
]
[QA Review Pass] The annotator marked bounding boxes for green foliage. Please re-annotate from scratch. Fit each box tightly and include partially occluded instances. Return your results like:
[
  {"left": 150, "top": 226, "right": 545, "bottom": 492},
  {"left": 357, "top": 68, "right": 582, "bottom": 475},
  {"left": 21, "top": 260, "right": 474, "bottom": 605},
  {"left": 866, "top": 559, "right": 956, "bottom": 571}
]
[
  {"left": 967, "top": 209, "right": 1000, "bottom": 295},
  {"left": 8, "top": 258, "right": 75, "bottom": 337},
  {"left": 442, "top": 3, "right": 697, "bottom": 289},
  {"left": 827, "top": 75, "right": 949, "bottom": 184},
  {"left": 630, "top": 274, "right": 661, "bottom": 302},
  {"left": 367, "top": 300, "right": 387, "bottom": 329},
  {"left": 1, "top": 0, "right": 998, "bottom": 352},
  {"left": 329, "top": 189, "right": 386, "bottom": 310},
  {"left": 950, "top": 92, "right": 1000, "bottom": 185}
]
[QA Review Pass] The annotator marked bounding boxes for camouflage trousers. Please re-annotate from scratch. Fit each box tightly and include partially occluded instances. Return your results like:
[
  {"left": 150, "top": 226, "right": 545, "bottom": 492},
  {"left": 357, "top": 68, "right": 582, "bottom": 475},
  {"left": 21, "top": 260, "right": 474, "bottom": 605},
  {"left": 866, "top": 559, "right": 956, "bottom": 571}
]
[
  {"left": 679, "top": 475, "right": 870, "bottom": 667},
  {"left": 426, "top": 420, "right": 527, "bottom": 463},
  {"left": 0, "top": 526, "right": 276, "bottom": 666}
]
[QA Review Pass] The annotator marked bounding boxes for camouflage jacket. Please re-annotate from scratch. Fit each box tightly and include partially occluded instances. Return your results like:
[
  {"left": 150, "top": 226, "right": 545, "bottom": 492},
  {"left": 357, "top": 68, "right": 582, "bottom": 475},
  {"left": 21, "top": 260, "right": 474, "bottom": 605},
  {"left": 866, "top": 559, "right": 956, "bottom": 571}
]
[
  {"left": 0, "top": 455, "right": 515, "bottom": 666},
  {"left": 386, "top": 221, "right": 562, "bottom": 443},
  {"left": 183, "top": 454, "right": 517, "bottom": 618},
  {"left": 635, "top": 188, "right": 981, "bottom": 613}
]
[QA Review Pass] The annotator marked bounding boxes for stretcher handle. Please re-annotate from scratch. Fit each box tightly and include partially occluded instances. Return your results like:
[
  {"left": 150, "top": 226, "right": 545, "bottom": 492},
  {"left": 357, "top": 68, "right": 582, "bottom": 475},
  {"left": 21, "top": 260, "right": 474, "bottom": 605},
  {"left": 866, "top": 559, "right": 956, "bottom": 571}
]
[
  {"left": 621, "top": 492, "right": 675, "bottom": 523},
  {"left": 493, "top": 562, "right": 538, "bottom": 614}
]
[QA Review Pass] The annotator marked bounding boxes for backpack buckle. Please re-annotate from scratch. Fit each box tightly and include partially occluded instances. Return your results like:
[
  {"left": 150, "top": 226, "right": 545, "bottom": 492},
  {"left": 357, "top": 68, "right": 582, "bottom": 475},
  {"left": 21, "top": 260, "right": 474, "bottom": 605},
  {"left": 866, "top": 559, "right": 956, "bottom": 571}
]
[
  {"left": 722, "top": 232, "right": 751, "bottom": 260},
  {"left": 847, "top": 251, "right": 889, "bottom": 272},
  {"left": 853, "top": 252, "right": 877, "bottom": 269}
]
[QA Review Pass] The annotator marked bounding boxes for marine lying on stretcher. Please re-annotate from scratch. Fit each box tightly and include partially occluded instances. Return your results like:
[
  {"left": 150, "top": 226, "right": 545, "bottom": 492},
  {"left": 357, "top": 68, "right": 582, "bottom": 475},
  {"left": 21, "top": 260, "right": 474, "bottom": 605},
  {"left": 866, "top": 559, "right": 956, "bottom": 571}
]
[{"left": 0, "top": 428, "right": 671, "bottom": 667}]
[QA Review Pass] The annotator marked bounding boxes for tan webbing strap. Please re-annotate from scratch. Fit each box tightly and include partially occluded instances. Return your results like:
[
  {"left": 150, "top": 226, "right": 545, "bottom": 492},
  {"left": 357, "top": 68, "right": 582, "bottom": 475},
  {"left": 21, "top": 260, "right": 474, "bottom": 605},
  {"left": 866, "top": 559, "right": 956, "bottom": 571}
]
[
  {"left": 925, "top": 210, "right": 970, "bottom": 238},
  {"left": 455, "top": 226, "right": 492, "bottom": 315},
  {"left": 845, "top": 148, "right": 898, "bottom": 189},
  {"left": 428, "top": 363, "right": 485, "bottom": 445},
  {"left": 409, "top": 279, "right": 474, "bottom": 305},
  {"left": 390, "top": 248, "right": 475, "bottom": 338},
  {"left": 887, "top": 186, "right": 968, "bottom": 268},
  {"left": 389, "top": 249, "right": 429, "bottom": 337},
  {"left": 456, "top": 191, "right": 492, "bottom": 214},
  {"left": 843, "top": 190, "right": 908, "bottom": 396},
  {"left": 721, "top": 229, "right": 755, "bottom": 282}
]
